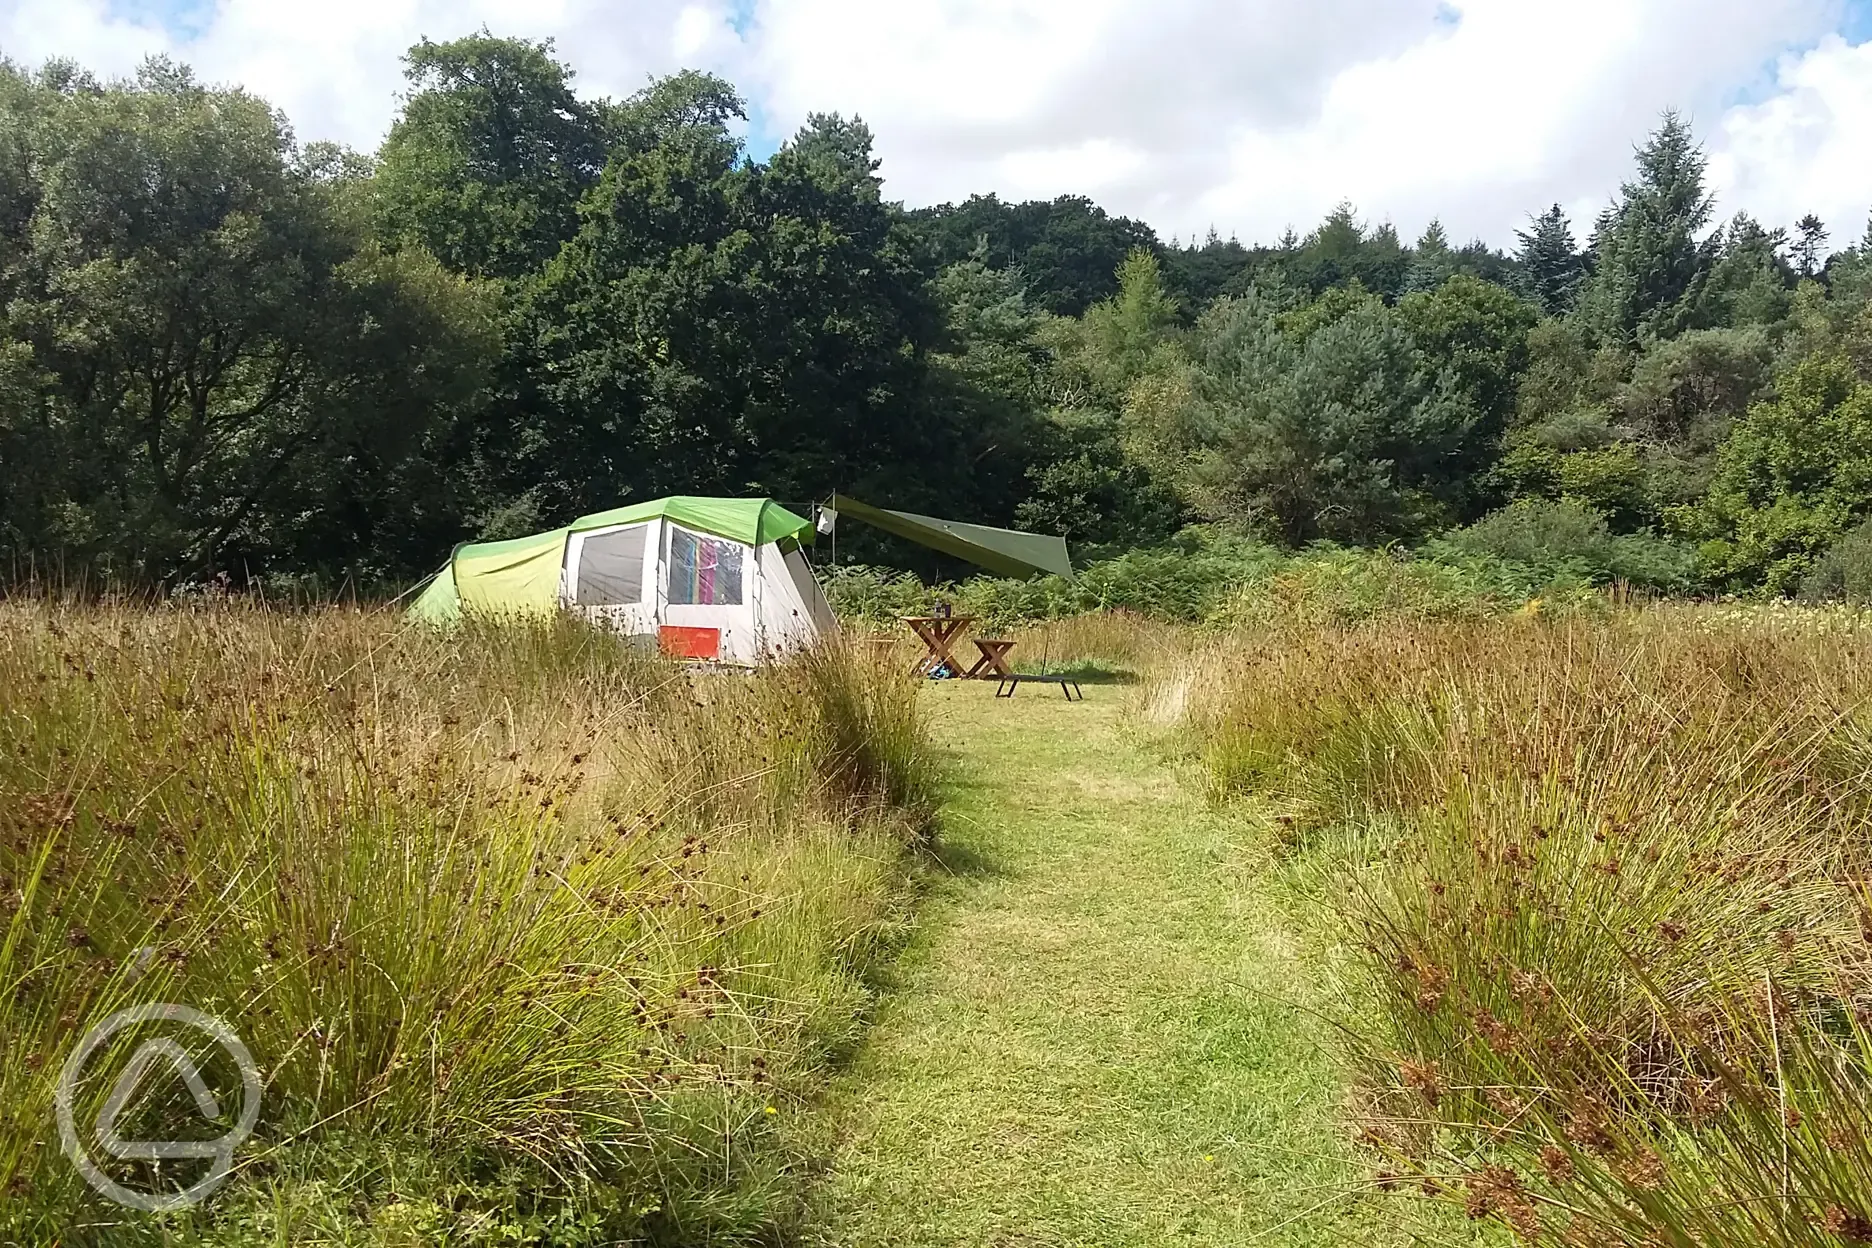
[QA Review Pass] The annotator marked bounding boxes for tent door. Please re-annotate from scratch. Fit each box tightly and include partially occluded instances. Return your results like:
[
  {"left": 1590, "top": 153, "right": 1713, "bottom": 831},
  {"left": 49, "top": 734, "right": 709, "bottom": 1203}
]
[{"left": 659, "top": 523, "right": 753, "bottom": 659}]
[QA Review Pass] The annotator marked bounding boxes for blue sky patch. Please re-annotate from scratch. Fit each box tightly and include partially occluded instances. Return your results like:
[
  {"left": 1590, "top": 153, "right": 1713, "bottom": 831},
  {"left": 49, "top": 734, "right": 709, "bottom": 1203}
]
[
  {"left": 724, "top": 2, "right": 782, "bottom": 161},
  {"left": 741, "top": 98, "right": 783, "bottom": 164},
  {"left": 1720, "top": 2, "right": 1872, "bottom": 110},
  {"left": 105, "top": 0, "right": 215, "bottom": 40},
  {"left": 1844, "top": 0, "right": 1872, "bottom": 43}
]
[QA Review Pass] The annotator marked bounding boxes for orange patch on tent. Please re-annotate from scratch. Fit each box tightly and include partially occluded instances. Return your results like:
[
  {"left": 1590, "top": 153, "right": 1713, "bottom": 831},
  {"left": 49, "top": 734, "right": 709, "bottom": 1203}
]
[{"left": 659, "top": 626, "right": 720, "bottom": 660}]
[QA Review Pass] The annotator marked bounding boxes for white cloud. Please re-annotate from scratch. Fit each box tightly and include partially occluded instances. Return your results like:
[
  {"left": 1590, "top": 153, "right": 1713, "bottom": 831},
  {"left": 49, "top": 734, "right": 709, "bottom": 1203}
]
[
  {"left": 1709, "top": 34, "right": 1872, "bottom": 248},
  {"left": 3, "top": 0, "right": 1871, "bottom": 253},
  {"left": 740, "top": 0, "right": 1855, "bottom": 249},
  {"left": 741, "top": 0, "right": 1452, "bottom": 205},
  {"left": 996, "top": 138, "right": 1148, "bottom": 197},
  {"left": 0, "top": 0, "right": 180, "bottom": 77}
]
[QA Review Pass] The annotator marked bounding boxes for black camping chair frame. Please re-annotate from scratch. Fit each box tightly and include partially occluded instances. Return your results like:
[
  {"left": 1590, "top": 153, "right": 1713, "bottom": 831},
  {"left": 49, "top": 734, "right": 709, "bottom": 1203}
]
[
  {"left": 994, "top": 673, "right": 1083, "bottom": 701},
  {"left": 994, "top": 620, "right": 1082, "bottom": 700}
]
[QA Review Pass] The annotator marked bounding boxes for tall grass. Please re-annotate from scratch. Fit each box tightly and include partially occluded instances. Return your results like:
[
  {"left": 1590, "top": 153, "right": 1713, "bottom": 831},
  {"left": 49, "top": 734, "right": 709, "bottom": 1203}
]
[
  {"left": 1171, "top": 609, "right": 1872, "bottom": 1245},
  {"left": 0, "top": 603, "right": 936, "bottom": 1244}
]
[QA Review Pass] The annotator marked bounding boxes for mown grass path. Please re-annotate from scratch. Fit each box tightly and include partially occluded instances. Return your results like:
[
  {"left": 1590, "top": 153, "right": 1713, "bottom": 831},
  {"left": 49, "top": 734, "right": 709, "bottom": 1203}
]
[{"left": 804, "top": 681, "right": 1401, "bottom": 1247}]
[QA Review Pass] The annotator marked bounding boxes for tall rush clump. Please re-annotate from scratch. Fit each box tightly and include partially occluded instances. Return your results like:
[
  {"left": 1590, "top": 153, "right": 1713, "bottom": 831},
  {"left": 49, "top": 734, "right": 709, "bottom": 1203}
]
[
  {"left": 0, "top": 604, "right": 935, "bottom": 1243},
  {"left": 1181, "top": 613, "right": 1872, "bottom": 1245}
]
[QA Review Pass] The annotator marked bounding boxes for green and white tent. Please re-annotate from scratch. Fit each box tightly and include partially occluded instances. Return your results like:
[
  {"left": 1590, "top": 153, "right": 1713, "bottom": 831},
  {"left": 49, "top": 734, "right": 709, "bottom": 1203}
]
[{"left": 408, "top": 497, "right": 833, "bottom": 662}]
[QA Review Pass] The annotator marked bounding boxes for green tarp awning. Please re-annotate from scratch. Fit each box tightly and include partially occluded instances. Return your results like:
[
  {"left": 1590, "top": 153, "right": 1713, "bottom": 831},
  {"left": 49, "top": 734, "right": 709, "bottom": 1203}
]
[{"left": 830, "top": 494, "right": 1072, "bottom": 580}]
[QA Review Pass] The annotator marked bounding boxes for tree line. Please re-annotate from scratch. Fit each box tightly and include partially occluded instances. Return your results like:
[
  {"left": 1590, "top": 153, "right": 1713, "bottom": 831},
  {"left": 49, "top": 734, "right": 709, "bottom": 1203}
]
[{"left": 3, "top": 32, "right": 1871, "bottom": 596}]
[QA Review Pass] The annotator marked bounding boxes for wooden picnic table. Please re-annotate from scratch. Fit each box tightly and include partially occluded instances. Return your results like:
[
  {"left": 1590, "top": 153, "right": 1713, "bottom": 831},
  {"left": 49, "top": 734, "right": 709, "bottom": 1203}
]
[
  {"left": 901, "top": 615, "right": 975, "bottom": 678},
  {"left": 964, "top": 637, "right": 1018, "bottom": 680}
]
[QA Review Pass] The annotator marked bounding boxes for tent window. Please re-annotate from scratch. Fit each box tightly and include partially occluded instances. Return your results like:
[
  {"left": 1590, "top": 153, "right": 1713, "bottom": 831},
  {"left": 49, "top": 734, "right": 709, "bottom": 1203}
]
[
  {"left": 574, "top": 526, "right": 647, "bottom": 605},
  {"left": 668, "top": 529, "right": 744, "bottom": 605}
]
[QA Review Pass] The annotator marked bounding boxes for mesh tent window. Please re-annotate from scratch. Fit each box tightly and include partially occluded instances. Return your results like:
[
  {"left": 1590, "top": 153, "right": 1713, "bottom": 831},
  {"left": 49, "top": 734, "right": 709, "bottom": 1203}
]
[
  {"left": 668, "top": 528, "right": 744, "bottom": 605},
  {"left": 574, "top": 525, "right": 649, "bottom": 606}
]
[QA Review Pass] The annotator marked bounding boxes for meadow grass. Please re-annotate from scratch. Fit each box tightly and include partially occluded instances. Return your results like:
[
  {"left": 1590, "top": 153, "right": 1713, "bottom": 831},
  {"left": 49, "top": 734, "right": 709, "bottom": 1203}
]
[
  {"left": 23, "top": 588, "right": 1871, "bottom": 1245},
  {"left": 0, "top": 602, "right": 937, "bottom": 1244},
  {"left": 1167, "top": 606, "right": 1872, "bottom": 1245}
]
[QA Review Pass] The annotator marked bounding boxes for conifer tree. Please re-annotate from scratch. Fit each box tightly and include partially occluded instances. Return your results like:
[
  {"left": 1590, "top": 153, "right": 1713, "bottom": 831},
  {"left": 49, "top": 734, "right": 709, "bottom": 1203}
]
[
  {"left": 1405, "top": 219, "right": 1455, "bottom": 292},
  {"left": 1792, "top": 214, "right": 1829, "bottom": 278},
  {"left": 1514, "top": 204, "right": 1586, "bottom": 316},
  {"left": 1821, "top": 210, "right": 1872, "bottom": 300},
  {"left": 1576, "top": 112, "right": 1719, "bottom": 343}
]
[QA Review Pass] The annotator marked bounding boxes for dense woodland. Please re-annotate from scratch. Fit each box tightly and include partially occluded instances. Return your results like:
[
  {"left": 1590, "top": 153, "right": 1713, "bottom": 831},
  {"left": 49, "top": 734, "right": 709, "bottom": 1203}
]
[{"left": 5, "top": 33, "right": 1872, "bottom": 598}]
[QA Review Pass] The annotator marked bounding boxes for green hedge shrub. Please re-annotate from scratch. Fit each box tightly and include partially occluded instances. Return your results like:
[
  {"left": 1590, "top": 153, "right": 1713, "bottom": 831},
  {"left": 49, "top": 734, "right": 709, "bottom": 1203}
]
[{"left": 1426, "top": 498, "right": 1701, "bottom": 592}]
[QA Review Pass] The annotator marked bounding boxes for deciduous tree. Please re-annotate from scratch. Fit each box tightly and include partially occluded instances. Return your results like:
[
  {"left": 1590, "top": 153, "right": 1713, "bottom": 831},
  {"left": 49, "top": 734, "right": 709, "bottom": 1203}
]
[
  {"left": 373, "top": 32, "right": 610, "bottom": 279},
  {"left": 0, "top": 59, "right": 494, "bottom": 582}
]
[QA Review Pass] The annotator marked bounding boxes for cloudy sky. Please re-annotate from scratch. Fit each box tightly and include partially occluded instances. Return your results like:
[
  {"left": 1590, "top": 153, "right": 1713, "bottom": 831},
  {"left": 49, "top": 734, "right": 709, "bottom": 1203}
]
[{"left": 4, "top": 0, "right": 1871, "bottom": 254}]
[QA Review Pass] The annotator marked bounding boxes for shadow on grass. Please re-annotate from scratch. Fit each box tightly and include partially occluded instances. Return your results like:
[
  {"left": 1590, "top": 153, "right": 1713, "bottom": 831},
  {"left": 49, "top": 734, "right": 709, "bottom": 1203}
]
[
  {"left": 1010, "top": 661, "right": 1138, "bottom": 685},
  {"left": 920, "top": 661, "right": 1138, "bottom": 687},
  {"left": 820, "top": 822, "right": 1011, "bottom": 1074},
  {"left": 920, "top": 832, "right": 1005, "bottom": 880}
]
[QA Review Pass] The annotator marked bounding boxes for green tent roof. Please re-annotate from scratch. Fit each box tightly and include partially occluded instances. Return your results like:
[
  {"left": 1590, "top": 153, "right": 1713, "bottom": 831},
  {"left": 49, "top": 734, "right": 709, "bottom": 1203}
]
[
  {"left": 830, "top": 494, "right": 1072, "bottom": 579},
  {"left": 570, "top": 496, "right": 810, "bottom": 547},
  {"left": 406, "top": 496, "right": 812, "bottom": 626}
]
